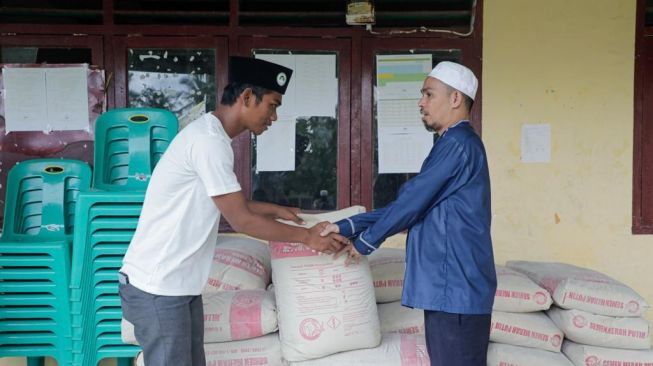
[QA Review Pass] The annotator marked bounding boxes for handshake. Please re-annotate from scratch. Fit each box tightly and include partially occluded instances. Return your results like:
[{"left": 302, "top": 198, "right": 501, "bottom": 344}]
[{"left": 305, "top": 221, "right": 361, "bottom": 262}]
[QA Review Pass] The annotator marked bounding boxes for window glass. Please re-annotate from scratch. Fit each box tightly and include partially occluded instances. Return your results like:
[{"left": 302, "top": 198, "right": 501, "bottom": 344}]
[
  {"left": 251, "top": 51, "right": 338, "bottom": 210},
  {"left": 127, "top": 48, "right": 216, "bottom": 129},
  {"left": 373, "top": 50, "right": 462, "bottom": 209}
]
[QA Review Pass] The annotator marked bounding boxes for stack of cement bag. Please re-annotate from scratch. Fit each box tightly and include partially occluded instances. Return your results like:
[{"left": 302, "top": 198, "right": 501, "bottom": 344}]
[
  {"left": 507, "top": 261, "right": 653, "bottom": 366},
  {"left": 126, "top": 234, "right": 287, "bottom": 365},
  {"left": 126, "top": 207, "right": 428, "bottom": 365},
  {"left": 488, "top": 264, "right": 574, "bottom": 366}
]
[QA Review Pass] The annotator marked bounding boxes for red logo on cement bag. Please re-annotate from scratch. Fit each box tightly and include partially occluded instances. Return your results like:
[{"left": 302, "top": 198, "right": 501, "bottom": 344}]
[
  {"left": 573, "top": 315, "right": 588, "bottom": 328},
  {"left": 299, "top": 318, "right": 323, "bottom": 341}
]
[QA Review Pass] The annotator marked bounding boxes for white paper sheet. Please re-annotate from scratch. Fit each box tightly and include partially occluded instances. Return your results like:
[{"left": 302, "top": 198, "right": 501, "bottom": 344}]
[
  {"left": 521, "top": 124, "right": 551, "bottom": 163},
  {"left": 295, "top": 54, "right": 337, "bottom": 118},
  {"left": 3, "top": 68, "right": 48, "bottom": 132},
  {"left": 256, "top": 119, "right": 296, "bottom": 172},
  {"left": 45, "top": 67, "right": 89, "bottom": 131},
  {"left": 3, "top": 66, "right": 89, "bottom": 133},
  {"left": 378, "top": 127, "right": 434, "bottom": 173}
]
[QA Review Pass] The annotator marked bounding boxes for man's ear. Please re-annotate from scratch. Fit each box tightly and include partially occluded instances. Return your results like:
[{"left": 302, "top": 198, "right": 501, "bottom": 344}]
[
  {"left": 450, "top": 90, "right": 464, "bottom": 109},
  {"left": 240, "top": 87, "right": 253, "bottom": 107}
]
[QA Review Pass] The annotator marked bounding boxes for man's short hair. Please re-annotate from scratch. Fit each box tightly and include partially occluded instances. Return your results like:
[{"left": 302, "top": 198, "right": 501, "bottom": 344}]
[{"left": 220, "top": 82, "right": 270, "bottom": 106}]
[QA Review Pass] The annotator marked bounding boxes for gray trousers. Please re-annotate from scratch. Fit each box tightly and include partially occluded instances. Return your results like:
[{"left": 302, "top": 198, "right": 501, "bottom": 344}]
[{"left": 118, "top": 274, "right": 206, "bottom": 366}]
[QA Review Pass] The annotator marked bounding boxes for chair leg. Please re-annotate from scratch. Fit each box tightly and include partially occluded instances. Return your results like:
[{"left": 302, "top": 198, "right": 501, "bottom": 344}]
[
  {"left": 26, "top": 357, "right": 45, "bottom": 366},
  {"left": 117, "top": 357, "right": 134, "bottom": 366}
]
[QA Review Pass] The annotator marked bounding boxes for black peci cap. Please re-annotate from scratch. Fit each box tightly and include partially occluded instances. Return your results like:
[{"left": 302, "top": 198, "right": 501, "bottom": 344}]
[{"left": 228, "top": 56, "right": 293, "bottom": 95}]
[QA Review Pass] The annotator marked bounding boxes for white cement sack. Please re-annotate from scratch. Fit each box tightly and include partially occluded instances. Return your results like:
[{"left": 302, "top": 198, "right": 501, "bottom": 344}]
[
  {"left": 494, "top": 265, "right": 552, "bottom": 312},
  {"left": 278, "top": 206, "right": 367, "bottom": 229},
  {"left": 490, "top": 310, "right": 564, "bottom": 352},
  {"left": 487, "top": 342, "right": 574, "bottom": 366},
  {"left": 136, "top": 333, "right": 288, "bottom": 366},
  {"left": 562, "top": 340, "right": 653, "bottom": 366},
  {"left": 290, "top": 333, "right": 429, "bottom": 366},
  {"left": 205, "top": 235, "right": 272, "bottom": 292},
  {"left": 378, "top": 301, "right": 424, "bottom": 335},
  {"left": 547, "top": 307, "right": 651, "bottom": 350},
  {"left": 122, "top": 289, "right": 278, "bottom": 344},
  {"left": 203, "top": 290, "right": 278, "bottom": 342},
  {"left": 507, "top": 261, "right": 649, "bottom": 317},
  {"left": 271, "top": 240, "right": 381, "bottom": 361},
  {"left": 369, "top": 248, "right": 405, "bottom": 303}
]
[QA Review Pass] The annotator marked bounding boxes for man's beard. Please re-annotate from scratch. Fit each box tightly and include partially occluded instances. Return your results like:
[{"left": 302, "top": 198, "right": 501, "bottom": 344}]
[{"left": 422, "top": 119, "right": 435, "bottom": 133}]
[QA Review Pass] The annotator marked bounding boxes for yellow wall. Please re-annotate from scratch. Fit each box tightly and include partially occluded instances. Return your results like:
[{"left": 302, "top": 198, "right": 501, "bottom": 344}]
[{"left": 483, "top": 0, "right": 653, "bottom": 324}]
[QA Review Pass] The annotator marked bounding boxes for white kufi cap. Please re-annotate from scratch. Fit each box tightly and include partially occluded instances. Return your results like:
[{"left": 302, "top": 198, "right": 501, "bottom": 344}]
[{"left": 428, "top": 61, "right": 478, "bottom": 100}]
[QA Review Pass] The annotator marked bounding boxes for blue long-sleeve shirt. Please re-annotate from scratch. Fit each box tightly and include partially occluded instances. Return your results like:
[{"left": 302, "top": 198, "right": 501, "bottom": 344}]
[{"left": 336, "top": 121, "right": 496, "bottom": 314}]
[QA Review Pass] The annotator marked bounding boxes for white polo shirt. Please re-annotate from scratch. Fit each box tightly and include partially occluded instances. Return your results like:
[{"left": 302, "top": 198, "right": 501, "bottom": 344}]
[{"left": 120, "top": 112, "right": 241, "bottom": 296}]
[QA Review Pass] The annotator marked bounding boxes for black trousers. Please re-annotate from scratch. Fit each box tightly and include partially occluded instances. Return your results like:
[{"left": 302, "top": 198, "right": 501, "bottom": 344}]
[{"left": 424, "top": 310, "right": 491, "bottom": 366}]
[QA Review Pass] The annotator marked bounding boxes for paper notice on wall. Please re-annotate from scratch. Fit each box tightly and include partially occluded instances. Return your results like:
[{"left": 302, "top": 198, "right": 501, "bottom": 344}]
[
  {"left": 377, "top": 99, "right": 423, "bottom": 128},
  {"left": 378, "top": 127, "right": 433, "bottom": 173},
  {"left": 256, "top": 119, "right": 296, "bottom": 172},
  {"left": 295, "top": 54, "right": 337, "bottom": 118},
  {"left": 45, "top": 67, "right": 90, "bottom": 131},
  {"left": 3, "top": 68, "right": 48, "bottom": 132},
  {"left": 255, "top": 53, "right": 337, "bottom": 119},
  {"left": 376, "top": 54, "right": 432, "bottom": 100},
  {"left": 521, "top": 124, "right": 551, "bottom": 163},
  {"left": 3, "top": 66, "right": 89, "bottom": 133}
]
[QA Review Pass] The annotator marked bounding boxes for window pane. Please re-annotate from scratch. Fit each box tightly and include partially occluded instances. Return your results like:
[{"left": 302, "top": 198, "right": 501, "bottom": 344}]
[
  {"left": 251, "top": 51, "right": 339, "bottom": 210},
  {"left": 373, "top": 50, "right": 462, "bottom": 209},
  {"left": 0, "top": 47, "right": 92, "bottom": 64},
  {"left": 127, "top": 48, "right": 216, "bottom": 128},
  {"left": 253, "top": 116, "right": 338, "bottom": 210}
]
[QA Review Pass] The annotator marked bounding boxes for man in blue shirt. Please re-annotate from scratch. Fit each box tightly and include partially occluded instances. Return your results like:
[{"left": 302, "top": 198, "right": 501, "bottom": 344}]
[{"left": 322, "top": 61, "right": 496, "bottom": 365}]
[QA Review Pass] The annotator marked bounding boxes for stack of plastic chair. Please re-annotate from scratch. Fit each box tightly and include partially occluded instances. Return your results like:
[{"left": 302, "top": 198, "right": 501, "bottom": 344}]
[
  {"left": 70, "top": 191, "right": 144, "bottom": 366},
  {"left": 70, "top": 108, "right": 178, "bottom": 366},
  {"left": 0, "top": 159, "right": 92, "bottom": 366}
]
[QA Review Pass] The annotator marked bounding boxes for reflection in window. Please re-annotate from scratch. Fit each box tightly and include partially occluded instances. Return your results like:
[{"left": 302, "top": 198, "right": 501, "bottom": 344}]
[
  {"left": 373, "top": 50, "right": 461, "bottom": 209},
  {"left": 252, "top": 117, "right": 337, "bottom": 210},
  {"left": 127, "top": 48, "right": 216, "bottom": 129}
]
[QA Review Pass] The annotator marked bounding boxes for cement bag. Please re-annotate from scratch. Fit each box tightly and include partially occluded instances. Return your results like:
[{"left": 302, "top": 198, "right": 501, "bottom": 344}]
[
  {"left": 205, "top": 235, "right": 271, "bottom": 292},
  {"left": 136, "top": 333, "right": 288, "bottom": 366},
  {"left": 562, "top": 340, "right": 653, "bottom": 366},
  {"left": 547, "top": 306, "right": 651, "bottom": 350},
  {"left": 122, "top": 289, "right": 278, "bottom": 344},
  {"left": 281, "top": 206, "right": 366, "bottom": 228},
  {"left": 203, "top": 290, "right": 278, "bottom": 342},
  {"left": 271, "top": 205, "right": 380, "bottom": 362},
  {"left": 507, "top": 261, "right": 648, "bottom": 317},
  {"left": 271, "top": 240, "right": 380, "bottom": 361},
  {"left": 490, "top": 310, "right": 564, "bottom": 352},
  {"left": 290, "top": 333, "right": 429, "bottom": 366},
  {"left": 378, "top": 301, "right": 424, "bottom": 335},
  {"left": 369, "top": 248, "right": 405, "bottom": 303},
  {"left": 494, "top": 265, "right": 552, "bottom": 312},
  {"left": 487, "top": 342, "right": 574, "bottom": 366}
]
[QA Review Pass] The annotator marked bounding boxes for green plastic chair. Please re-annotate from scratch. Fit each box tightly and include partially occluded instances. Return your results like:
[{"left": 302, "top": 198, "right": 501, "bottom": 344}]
[
  {"left": 1, "top": 159, "right": 92, "bottom": 242},
  {"left": 93, "top": 108, "right": 178, "bottom": 191}
]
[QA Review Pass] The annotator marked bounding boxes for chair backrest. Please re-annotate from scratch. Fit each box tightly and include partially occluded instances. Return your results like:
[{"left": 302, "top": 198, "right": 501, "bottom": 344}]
[
  {"left": 1, "top": 158, "right": 92, "bottom": 242},
  {"left": 92, "top": 108, "right": 178, "bottom": 191}
]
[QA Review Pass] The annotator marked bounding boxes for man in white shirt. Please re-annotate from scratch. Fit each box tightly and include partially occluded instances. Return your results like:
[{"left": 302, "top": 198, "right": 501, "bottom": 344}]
[{"left": 119, "top": 56, "right": 349, "bottom": 366}]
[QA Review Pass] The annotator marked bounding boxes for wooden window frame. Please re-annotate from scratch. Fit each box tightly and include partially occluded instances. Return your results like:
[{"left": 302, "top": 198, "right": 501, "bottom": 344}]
[{"left": 634, "top": 0, "right": 653, "bottom": 234}]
